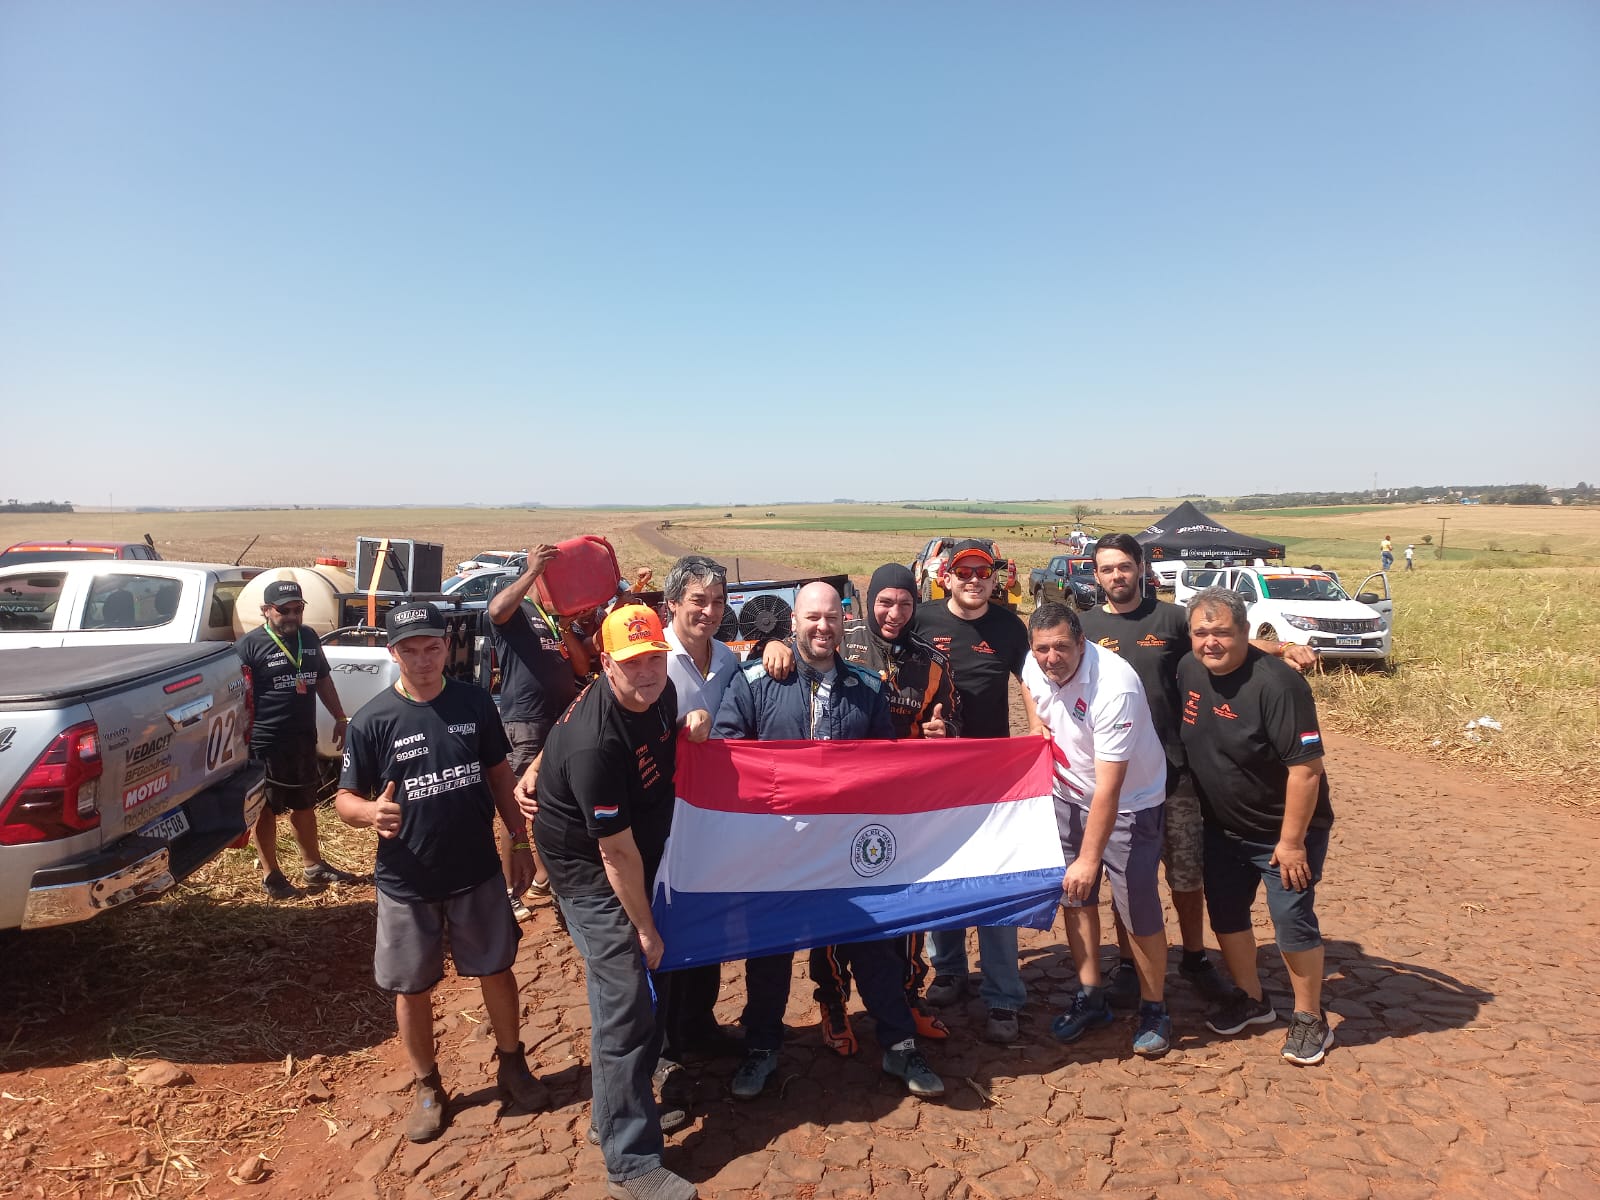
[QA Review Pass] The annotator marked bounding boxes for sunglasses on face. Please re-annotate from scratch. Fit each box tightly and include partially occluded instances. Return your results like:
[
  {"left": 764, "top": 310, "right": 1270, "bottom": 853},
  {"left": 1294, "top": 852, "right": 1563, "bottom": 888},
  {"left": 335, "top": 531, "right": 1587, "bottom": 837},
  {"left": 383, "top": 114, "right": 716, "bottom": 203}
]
[{"left": 952, "top": 565, "right": 993, "bottom": 581}]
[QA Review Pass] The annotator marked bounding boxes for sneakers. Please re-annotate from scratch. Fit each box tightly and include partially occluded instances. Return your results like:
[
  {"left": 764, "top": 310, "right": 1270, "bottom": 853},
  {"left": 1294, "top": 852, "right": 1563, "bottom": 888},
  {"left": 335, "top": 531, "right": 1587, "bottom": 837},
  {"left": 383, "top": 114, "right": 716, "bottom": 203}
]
[
  {"left": 1179, "top": 954, "right": 1234, "bottom": 1003},
  {"left": 508, "top": 894, "right": 533, "bottom": 922},
  {"left": 405, "top": 1070, "right": 449, "bottom": 1142},
  {"left": 882, "top": 1041, "right": 945, "bottom": 1099},
  {"left": 924, "top": 974, "right": 967, "bottom": 1007},
  {"left": 302, "top": 861, "right": 359, "bottom": 888},
  {"left": 817, "top": 1001, "right": 858, "bottom": 1057},
  {"left": 1206, "top": 988, "right": 1278, "bottom": 1036},
  {"left": 1105, "top": 960, "right": 1141, "bottom": 1010},
  {"left": 588, "top": 1102, "right": 687, "bottom": 1147},
  {"left": 1132, "top": 1002, "right": 1172, "bottom": 1057},
  {"left": 984, "top": 1007, "right": 1020, "bottom": 1044},
  {"left": 494, "top": 1043, "right": 547, "bottom": 1112},
  {"left": 604, "top": 1166, "right": 698, "bottom": 1200},
  {"left": 1051, "top": 989, "right": 1114, "bottom": 1044},
  {"left": 1281, "top": 1010, "right": 1335, "bottom": 1065},
  {"left": 730, "top": 1050, "right": 780, "bottom": 1100},
  {"left": 261, "top": 871, "right": 300, "bottom": 901},
  {"left": 911, "top": 1006, "right": 950, "bottom": 1041}
]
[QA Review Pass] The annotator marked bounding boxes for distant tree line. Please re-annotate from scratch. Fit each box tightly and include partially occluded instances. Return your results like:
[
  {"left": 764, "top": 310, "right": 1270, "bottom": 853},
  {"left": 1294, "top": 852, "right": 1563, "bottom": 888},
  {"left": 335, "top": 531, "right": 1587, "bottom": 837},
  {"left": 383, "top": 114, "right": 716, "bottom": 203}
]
[
  {"left": 2, "top": 499, "right": 74, "bottom": 513},
  {"left": 1229, "top": 484, "right": 1564, "bottom": 510}
]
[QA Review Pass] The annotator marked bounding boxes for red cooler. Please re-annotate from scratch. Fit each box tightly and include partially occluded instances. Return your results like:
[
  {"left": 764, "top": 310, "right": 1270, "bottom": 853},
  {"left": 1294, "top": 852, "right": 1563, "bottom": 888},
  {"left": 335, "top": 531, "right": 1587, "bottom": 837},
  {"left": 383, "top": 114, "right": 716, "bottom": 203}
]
[{"left": 534, "top": 535, "right": 624, "bottom": 615}]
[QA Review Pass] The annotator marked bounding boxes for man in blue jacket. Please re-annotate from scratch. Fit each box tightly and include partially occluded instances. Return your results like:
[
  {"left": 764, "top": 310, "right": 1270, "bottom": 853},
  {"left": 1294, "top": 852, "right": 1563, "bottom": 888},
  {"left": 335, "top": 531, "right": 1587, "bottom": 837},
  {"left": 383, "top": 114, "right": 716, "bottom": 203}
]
[{"left": 713, "top": 582, "right": 945, "bottom": 1101}]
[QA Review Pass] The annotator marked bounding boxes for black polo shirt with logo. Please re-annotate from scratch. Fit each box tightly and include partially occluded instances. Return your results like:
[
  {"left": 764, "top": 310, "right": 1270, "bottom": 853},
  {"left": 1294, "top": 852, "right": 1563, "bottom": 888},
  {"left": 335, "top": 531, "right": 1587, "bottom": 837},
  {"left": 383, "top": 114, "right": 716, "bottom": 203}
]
[
  {"left": 1079, "top": 596, "right": 1190, "bottom": 774},
  {"left": 535, "top": 674, "right": 680, "bottom": 897},
  {"left": 340, "top": 679, "right": 511, "bottom": 903},
  {"left": 1176, "top": 648, "right": 1334, "bottom": 840},
  {"left": 911, "top": 603, "right": 1029, "bottom": 739},
  {"left": 235, "top": 624, "right": 331, "bottom": 745}
]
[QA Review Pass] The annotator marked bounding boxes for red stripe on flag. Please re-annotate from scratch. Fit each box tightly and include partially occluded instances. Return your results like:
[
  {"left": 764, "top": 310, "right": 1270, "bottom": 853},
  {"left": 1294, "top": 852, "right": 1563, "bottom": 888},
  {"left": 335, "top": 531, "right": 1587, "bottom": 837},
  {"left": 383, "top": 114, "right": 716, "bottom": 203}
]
[{"left": 676, "top": 736, "right": 1053, "bottom": 816}]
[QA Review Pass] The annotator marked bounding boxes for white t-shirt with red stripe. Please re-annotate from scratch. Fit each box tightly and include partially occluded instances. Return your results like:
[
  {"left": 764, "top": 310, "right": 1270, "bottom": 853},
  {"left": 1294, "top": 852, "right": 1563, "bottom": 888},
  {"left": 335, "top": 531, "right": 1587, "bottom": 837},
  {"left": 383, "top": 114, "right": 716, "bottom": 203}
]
[{"left": 1022, "top": 640, "right": 1167, "bottom": 813}]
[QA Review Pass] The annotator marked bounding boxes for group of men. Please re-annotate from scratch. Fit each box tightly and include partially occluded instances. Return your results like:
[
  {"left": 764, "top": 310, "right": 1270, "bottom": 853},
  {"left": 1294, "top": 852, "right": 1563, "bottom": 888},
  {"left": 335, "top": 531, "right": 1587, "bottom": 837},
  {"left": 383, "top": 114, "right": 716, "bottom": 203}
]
[{"left": 299, "top": 535, "right": 1338, "bottom": 1200}]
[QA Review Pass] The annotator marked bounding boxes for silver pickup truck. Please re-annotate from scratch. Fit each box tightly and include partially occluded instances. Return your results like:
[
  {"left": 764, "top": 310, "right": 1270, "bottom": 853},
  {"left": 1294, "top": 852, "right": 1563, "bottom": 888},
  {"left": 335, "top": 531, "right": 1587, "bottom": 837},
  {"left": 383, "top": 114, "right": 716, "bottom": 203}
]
[{"left": 0, "top": 643, "right": 266, "bottom": 931}]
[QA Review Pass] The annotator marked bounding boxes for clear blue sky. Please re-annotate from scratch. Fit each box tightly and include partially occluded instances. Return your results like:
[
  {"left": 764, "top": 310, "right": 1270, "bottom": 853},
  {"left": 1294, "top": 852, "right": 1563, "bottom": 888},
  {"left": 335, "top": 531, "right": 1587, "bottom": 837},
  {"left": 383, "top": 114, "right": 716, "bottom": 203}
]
[{"left": 3, "top": 2, "right": 1596, "bottom": 507}]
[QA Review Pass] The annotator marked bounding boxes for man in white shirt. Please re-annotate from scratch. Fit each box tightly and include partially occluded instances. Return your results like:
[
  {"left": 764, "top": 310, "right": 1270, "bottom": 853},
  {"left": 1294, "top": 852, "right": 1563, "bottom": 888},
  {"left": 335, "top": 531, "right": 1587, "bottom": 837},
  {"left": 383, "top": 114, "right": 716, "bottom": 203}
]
[
  {"left": 1021, "top": 601, "right": 1174, "bottom": 1057},
  {"left": 655, "top": 556, "right": 745, "bottom": 1098}
]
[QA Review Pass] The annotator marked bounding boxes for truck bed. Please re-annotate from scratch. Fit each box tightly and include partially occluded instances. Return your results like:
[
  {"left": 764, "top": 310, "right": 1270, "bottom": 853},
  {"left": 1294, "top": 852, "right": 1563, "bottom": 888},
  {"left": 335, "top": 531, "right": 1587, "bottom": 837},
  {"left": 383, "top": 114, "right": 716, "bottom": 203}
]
[{"left": 0, "top": 643, "right": 234, "bottom": 707}]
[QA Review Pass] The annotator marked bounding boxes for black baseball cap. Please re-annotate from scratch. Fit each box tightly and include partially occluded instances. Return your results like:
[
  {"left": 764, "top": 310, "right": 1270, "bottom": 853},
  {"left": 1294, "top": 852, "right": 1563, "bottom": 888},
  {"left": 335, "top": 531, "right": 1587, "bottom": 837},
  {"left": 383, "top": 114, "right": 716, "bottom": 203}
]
[
  {"left": 386, "top": 601, "right": 448, "bottom": 643},
  {"left": 263, "top": 580, "right": 304, "bottom": 607}
]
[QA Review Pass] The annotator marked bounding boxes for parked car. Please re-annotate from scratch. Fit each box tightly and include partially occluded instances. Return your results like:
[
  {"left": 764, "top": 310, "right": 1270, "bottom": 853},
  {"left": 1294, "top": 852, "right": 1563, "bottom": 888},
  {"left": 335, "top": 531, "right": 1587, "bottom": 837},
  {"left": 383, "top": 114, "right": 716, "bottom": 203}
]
[
  {"left": 441, "top": 566, "right": 520, "bottom": 602},
  {"left": 0, "top": 642, "right": 266, "bottom": 931},
  {"left": 455, "top": 549, "right": 527, "bottom": 575},
  {"left": 1030, "top": 555, "right": 1099, "bottom": 610},
  {"left": 1174, "top": 562, "right": 1393, "bottom": 662},
  {"left": 0, "top": 537, "right": 163, "bottom": 567},
  {"left": 910, "top": 537, "right": 1022, "bottom": 608}
]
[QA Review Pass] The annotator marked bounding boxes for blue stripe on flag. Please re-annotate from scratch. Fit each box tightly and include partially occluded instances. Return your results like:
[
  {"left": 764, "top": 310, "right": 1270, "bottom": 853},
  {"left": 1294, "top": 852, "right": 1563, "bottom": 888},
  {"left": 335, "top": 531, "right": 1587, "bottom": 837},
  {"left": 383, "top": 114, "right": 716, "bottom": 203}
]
[{"left": 650, "top": 867, "right": 1064, "bottom": 971}]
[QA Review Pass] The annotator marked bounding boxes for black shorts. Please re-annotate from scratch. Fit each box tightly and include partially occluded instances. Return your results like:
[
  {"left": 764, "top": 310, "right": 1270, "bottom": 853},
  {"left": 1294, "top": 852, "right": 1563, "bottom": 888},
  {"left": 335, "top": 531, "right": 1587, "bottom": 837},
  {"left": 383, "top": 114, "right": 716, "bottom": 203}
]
[{"left": 253, "top": 733, "right": 321, "bottom": 814}]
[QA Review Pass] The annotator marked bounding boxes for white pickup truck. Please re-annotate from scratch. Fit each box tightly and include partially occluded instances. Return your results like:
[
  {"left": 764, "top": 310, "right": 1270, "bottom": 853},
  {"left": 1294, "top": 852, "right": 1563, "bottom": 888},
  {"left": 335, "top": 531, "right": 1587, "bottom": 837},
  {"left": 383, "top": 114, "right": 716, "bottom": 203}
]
[
  {"left": 0, "top": 558, "right": 489, "bottom": 761},
  {"left": 0, "top": 643, "right": 266, "bottom": 931},
  {"left": 0, "top": 560, "right": 260, "bottom": 647},
  {"left": 1173, "top": 562, "right": 1394, "bottom": 663}
]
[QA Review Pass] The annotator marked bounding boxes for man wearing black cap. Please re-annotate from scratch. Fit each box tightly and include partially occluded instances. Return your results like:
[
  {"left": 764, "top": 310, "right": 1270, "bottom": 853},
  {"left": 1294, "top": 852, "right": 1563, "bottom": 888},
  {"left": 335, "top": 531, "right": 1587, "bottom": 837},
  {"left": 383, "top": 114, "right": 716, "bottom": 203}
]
[
  {"left": 234, "top": 579, "right": 357, "bottom": 900},
  {"left": 764, "top": 564, "right": 961, "bottom": 1052},
  {"left": 335, "top": 602, "right": 544, "bottom": 1142},
  {"left": 911, "top": 539, "right": 1032, "bottom": 1040}
]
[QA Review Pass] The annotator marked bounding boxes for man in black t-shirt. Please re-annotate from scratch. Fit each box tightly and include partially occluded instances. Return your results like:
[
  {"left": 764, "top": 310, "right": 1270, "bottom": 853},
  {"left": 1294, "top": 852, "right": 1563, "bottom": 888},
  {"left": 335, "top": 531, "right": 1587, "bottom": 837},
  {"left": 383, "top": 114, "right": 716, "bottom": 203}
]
[
  {"left": 1080, "top": 535, "right": 1231, "bottom": 1005},
  {"left": 336, "top": 602, "right": 545, "bottom": 1143},
  {"left": 910, "top": 540, "right": 1031, "bottom": 1040},
  {"left": 234, "top": 579, "right": 357, "bottom": 900},
  {"left": 535, "top": 605, "right": 700, "bottom": 1200},
  {"left": 486, "top": 543, "right": 590, "bottom": 914},
  {"left": 1178, "top": 587, "right": 1338, "bottom": 1068}
]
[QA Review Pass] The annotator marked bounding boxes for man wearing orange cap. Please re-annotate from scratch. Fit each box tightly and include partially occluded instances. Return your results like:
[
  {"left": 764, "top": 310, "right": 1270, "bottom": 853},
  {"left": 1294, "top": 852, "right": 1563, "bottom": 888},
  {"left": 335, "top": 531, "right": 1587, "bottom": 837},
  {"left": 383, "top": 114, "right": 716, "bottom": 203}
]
[{"left": 535, "top": 605, "right": 709, "bottom": 1200}]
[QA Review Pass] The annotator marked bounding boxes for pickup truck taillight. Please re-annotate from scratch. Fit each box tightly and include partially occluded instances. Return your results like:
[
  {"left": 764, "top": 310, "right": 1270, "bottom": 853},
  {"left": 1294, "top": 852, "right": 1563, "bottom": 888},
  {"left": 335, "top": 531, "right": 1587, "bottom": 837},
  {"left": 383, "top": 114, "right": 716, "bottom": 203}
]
[
  {"left": 1006, "top": 562, "right": 1018, "bottom": 590},
  {"left": 240, "top": 665, "right": 256, "bottom": 745},
  {"left": 0, "top": 721, "right": 104, "bottom": 845}
]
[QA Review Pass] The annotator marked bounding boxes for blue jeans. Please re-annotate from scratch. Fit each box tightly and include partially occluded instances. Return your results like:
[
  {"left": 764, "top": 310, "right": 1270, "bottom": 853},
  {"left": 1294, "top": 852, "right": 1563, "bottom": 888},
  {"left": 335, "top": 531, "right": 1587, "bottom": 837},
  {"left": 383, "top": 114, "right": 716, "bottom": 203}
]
[
  {"left": 558, "top": 893, "right": 663, "bottom": 1183},
  {"left": 927, "top": 924, "right": 1027, "bottom": 1011}
]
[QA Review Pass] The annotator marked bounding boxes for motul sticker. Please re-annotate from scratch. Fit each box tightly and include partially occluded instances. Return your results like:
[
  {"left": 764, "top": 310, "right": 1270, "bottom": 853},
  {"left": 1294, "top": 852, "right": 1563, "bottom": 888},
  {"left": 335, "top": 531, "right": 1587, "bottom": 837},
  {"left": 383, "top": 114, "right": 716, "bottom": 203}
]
[{"left": 123, "top": 770, "right": 175, "bottom": 811}]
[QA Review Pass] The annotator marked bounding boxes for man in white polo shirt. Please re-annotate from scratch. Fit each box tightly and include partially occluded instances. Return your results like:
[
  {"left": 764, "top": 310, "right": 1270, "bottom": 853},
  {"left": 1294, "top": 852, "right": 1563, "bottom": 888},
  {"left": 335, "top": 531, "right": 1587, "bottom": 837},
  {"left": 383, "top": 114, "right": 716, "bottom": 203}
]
[{"left": 1021, "top": 601, "right": 1174, "bottom": 1057}]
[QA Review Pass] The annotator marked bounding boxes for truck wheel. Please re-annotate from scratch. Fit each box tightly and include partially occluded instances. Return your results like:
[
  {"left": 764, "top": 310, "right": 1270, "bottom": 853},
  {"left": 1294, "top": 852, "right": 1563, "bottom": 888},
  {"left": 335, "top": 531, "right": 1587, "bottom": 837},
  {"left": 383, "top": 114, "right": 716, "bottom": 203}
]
[{"left": 921, "top": 578, "right": 933, "bottom": 603}]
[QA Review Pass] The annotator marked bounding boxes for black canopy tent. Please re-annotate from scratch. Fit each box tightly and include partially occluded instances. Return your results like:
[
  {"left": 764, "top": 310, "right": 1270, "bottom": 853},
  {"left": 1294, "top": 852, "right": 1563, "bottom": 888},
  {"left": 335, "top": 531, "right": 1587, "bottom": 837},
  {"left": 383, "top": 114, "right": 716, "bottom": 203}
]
[{"left": 1136, "top": 501, "right": 1286, "bottom": 563}]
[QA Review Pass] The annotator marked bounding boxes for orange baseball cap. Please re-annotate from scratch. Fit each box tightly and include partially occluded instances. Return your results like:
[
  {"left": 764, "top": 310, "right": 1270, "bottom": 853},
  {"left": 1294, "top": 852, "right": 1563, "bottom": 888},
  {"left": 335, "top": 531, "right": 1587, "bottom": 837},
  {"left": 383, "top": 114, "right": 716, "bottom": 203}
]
[{"left": 600, "top": 604, "right": 671, "bottom": 661}]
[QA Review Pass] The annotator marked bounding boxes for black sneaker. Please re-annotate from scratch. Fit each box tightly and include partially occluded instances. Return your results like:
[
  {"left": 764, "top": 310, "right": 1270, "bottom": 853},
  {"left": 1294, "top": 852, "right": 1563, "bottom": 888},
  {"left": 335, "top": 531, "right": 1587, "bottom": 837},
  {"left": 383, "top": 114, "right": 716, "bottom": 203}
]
[
  {"left": 261, "top": 871, "right": 300, "bottom": 901},
  {"left": 1178, "top": 954, "right": 1234, "bottom": 1003},
  {"left": 1206, "top": 988, "right": 1278, "bottom": 1036},
  {"left": 1105, "top": 960, "right": 1140, "bottom": 1010},
  {"left": 1281, "top": 1010, "right": 1335, "bottom": 1065}
]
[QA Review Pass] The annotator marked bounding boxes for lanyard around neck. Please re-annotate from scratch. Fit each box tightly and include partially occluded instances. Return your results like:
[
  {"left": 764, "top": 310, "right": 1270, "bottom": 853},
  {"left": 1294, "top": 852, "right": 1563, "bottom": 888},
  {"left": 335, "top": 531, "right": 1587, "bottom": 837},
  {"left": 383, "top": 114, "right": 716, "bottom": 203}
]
[{"left": 264, "top": 624, "right": 303, "bottom": 670}]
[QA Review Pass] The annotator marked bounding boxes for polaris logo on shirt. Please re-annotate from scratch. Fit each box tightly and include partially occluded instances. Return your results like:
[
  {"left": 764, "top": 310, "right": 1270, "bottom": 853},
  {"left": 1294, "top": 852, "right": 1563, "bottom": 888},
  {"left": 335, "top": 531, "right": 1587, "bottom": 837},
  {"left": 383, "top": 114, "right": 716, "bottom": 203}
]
[{"left": 404, "top": 763, "right": 482, "bottom": 798}]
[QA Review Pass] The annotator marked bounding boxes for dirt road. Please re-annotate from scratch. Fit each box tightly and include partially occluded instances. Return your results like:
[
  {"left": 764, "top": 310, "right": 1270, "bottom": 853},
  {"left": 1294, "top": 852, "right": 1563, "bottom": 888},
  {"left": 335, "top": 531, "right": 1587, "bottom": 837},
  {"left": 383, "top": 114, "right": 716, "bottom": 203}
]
[
  {"left": 3, "top": 732, "right": 1597, "bottom": 1199},
  {"left": 632, "top": 522, "right": 822, "bottom": 587}
]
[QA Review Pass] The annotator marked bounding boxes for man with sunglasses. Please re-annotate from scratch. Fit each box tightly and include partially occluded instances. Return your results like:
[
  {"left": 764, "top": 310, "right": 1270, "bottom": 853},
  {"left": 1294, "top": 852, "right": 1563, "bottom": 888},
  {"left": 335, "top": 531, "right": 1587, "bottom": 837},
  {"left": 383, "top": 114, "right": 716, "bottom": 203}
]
[
  {"left": 910, "top": 540, "right": 1032, "bottom": 1041},
  {"left": 235, "top": 579, "right": 358, "bottom": 900}
]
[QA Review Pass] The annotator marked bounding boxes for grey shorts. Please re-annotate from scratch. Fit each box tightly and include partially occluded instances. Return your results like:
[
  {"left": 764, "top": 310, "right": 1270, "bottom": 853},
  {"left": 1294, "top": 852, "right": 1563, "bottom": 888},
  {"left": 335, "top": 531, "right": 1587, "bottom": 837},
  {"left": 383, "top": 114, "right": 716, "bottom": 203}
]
[
  {"left": 1162, "top": 773, "right": 1204, "bottom": 893},
  {"left": 374, "top": 872, "right": 521, "bottom": 995},
  {"left": 1059, "top": 801, "right": 1167, "bottom": 938},
  {"left": 504, "top": 719, "right": 553, "bottom": 777}
]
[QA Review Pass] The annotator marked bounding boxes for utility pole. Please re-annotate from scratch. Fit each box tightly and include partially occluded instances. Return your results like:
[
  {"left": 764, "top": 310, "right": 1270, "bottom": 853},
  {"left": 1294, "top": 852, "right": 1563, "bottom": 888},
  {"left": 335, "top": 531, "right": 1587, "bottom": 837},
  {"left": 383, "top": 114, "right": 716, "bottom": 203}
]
[{"left": 1436, "top": 516, "right": 1449, "bottom": 561}]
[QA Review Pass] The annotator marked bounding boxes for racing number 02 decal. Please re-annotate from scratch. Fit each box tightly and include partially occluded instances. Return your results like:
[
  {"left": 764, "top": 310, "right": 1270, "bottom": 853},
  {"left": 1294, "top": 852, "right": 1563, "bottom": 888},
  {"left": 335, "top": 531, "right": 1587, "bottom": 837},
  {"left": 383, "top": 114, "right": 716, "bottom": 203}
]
[{"left": 206, "top": 708, "right": 240, "bottom": 773}]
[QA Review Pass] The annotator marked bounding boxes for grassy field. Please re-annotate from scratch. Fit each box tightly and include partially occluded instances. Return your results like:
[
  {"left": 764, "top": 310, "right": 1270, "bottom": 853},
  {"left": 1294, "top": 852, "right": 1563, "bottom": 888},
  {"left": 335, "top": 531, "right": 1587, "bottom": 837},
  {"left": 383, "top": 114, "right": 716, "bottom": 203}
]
[{"left": 5, "top": 500, "right": 1596, "bottom": 807}]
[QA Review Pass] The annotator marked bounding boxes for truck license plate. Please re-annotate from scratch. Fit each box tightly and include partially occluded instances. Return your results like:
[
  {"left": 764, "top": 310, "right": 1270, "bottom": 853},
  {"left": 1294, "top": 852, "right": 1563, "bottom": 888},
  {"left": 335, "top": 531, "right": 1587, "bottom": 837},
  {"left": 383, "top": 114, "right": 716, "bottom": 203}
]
[
  {"left": 1336, "top": 636, "right": 1362, "bottom": 647},
  {"left": 139, "top": 809, "right": 191, "bottom": 842}
]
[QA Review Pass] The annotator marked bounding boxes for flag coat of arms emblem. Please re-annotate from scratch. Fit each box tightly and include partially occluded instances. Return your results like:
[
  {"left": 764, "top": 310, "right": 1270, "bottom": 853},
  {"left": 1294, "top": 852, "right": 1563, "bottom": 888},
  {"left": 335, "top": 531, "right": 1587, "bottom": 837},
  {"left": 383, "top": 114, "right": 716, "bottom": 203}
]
[{"left": 651, "top": 737, "right": 1064, "bottom": 971}]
